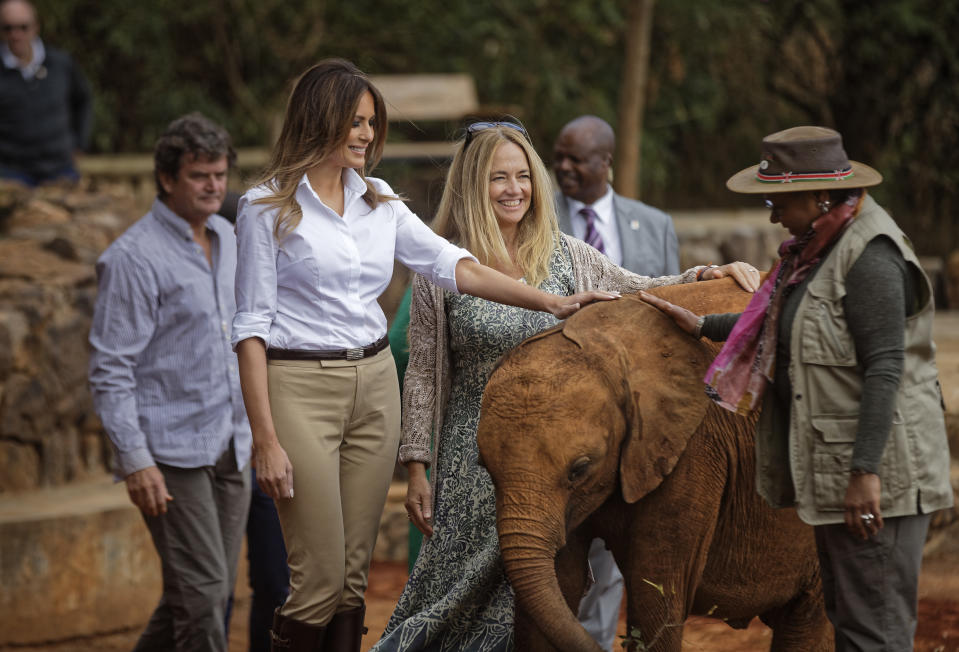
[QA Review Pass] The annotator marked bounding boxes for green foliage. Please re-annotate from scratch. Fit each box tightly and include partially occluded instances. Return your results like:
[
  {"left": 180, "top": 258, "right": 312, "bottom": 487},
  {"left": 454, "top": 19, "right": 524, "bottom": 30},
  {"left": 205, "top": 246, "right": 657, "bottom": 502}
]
[
  {"left": 621, "top": 626, "right": 647, "bottom": 650},
  {"left": 32, "top": 0, "right": 959, "bottom": 254}
]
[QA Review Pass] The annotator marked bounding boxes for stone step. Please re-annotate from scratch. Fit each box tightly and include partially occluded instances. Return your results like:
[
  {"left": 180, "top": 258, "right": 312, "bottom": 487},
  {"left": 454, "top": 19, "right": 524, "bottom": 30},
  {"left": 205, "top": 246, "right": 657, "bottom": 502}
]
[
  {"left": 0, "top": 475, "right": 410, "bottom": 645},
  {"left": 0, "top": 476, "right": 159, "bottom": 644}
]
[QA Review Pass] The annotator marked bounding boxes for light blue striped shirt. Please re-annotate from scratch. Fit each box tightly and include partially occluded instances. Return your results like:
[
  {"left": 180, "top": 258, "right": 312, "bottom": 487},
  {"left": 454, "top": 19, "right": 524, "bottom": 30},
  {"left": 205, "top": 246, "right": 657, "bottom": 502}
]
[{"left": 89, "top": 198, "right": 251, "bottom": 477}]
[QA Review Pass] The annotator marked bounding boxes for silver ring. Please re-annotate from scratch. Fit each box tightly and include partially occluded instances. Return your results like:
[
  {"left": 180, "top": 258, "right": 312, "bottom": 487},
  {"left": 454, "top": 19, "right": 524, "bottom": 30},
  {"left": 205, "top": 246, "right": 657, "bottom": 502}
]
[
  {"left": 860, "top": 513, "right": 875, "bottom": 521},
  {"left": 748, "top": 268, "right": 757, "bottom": 272}
]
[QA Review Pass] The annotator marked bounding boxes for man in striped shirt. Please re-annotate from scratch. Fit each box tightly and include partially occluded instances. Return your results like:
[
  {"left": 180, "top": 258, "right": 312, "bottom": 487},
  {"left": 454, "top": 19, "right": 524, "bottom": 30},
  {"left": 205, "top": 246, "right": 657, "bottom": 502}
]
[{"left": 89, "top": 113, "right": 251, "bottom": 652}]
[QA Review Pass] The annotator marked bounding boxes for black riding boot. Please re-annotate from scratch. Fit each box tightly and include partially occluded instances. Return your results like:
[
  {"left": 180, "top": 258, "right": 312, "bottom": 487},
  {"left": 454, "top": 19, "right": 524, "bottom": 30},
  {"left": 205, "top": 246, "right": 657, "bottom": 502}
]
[
  {"left": 270, "top": 609, "right": 326, "bottom": 652},
  {"left": 322, "top": 603, "right": 367, "bottom": 652}
]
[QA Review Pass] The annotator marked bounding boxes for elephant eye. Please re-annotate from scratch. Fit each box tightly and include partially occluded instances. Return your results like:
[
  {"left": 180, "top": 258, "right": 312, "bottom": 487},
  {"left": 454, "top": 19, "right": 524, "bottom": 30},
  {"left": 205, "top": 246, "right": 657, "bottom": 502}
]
[{"left": 567, "top": 456, "right": 591, "bottom": 483}]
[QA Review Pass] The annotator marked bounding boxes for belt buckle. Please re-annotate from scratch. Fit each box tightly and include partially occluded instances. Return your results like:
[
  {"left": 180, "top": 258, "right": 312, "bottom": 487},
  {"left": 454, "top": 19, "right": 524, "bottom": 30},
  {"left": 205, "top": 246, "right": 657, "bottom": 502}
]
[{"left": 345, "top": 347, "right": 364, "bottom": 361}]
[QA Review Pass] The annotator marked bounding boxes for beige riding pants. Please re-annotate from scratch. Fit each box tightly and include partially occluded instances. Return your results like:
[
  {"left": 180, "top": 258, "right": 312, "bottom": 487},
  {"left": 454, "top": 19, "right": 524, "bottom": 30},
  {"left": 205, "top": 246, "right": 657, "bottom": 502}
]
[{"left": 267, "top": 347, "right": 400, "bottom": 625}]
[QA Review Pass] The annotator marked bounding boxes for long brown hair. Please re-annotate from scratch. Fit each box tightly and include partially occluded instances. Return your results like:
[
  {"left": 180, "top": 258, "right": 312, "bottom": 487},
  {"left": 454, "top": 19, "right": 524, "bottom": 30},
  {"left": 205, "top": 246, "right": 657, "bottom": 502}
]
[
  {"left": 252, "top": 58, "right": 393, "bottom": 240},
  {"left": 432, "top": 126, "right": 558, "bottom": 287}
]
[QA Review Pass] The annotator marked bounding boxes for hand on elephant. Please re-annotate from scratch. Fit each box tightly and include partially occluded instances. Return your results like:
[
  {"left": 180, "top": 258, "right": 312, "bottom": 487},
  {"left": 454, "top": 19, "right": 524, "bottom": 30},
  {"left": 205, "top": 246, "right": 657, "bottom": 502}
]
[
  {"left": 547, "top": 290, "right": 622, "bottom": 320},
  {"left": 843, "top": 472, "right": 883, "bottom": 540},
  {"left": 700, "top": 261, "right": 762, "bottom": 292},
  {"left": 405, "top": 462, "right": 434, "bottom": 537},
  {"left": 638, "top": 291, "right": 703, "bottom": 337}
]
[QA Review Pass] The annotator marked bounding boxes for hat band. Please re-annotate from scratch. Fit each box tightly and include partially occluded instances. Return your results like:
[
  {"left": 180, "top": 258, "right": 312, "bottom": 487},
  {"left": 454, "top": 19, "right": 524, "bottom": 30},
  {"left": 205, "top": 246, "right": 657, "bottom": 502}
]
[{"left": 756, "top": 166, "right": 854, "bottom": 184}]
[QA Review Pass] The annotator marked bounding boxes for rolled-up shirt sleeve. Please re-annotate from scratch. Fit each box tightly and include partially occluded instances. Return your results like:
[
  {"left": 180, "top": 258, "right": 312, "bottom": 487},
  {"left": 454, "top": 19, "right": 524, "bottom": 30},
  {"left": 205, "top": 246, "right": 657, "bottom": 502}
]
[
  {"left": 390, "top": 198, "right": 476, "bottom": 294},
  {"left": 88, "top": 249, "right": 159, "bottom": 477},
  {"left": 232, "top": 193, "right": 279, "bottom": 348}
]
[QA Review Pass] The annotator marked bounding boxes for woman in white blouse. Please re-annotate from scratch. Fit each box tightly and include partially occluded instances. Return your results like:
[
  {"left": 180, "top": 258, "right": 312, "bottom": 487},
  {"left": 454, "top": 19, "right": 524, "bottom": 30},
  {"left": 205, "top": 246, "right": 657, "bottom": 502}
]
[{"left": 231, "top": 59, "right": 616, "bottom": 651}]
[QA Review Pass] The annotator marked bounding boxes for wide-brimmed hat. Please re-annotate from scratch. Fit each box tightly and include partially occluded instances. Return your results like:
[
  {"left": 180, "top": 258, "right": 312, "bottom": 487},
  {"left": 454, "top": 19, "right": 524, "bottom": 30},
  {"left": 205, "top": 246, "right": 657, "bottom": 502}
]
[{"left": 726, "top": 126, "right": 882, "bottom": 194}]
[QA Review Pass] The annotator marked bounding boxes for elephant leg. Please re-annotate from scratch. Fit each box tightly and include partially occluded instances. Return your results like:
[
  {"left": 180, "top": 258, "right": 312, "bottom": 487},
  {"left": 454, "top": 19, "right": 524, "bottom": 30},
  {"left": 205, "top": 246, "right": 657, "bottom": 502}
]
[
  {"left": 619, "top": 458, "right": 721, "bottom": 651},
  {"left": 514, "top": 528, "right": 592, "bottom": 652},
  {"left": 623, "top": 581, "right": 687, "bottom": 652},
  {"left": 761, "top": 584, "right": 833, "bottom": 652}
]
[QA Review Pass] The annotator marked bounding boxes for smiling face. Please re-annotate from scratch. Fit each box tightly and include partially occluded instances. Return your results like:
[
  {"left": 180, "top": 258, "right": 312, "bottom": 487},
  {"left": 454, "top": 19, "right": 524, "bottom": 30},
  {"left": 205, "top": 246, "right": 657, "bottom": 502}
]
[
  {"left": 764, "top": 191, "right": 822, "bottom": 237},
  {"left": 159, "top": 154, "right": 228, "bottom": 226},
  {"left": 553, "top": 123, "right": 611, "bottom": 205},
  {"left": 488, "top": 142, "right": 532, "bottom": 235},
  {"left": 330, "top": 90, "right": 375, "bottom": 170}
]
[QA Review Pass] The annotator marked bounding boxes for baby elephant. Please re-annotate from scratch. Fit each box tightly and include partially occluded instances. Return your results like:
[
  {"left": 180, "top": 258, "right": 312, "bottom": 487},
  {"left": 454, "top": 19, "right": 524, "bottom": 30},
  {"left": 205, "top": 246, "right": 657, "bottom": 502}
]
[{"left": 477, "top": 279, "right": 832, "bottom": 651}]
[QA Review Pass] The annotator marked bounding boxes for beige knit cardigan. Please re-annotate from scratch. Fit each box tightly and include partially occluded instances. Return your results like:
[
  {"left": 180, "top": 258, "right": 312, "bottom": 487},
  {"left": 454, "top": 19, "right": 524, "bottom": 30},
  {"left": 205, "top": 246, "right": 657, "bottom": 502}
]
[{"left": 398, "top": 233, "right": 703, "bottom": 478}]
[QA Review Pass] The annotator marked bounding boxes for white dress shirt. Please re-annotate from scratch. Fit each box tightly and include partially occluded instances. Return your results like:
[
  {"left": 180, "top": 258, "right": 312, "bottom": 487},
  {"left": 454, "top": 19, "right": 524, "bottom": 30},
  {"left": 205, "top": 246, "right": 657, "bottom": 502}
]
[
  {"left": 564, "top": 185, "right": 622, "bottom": 266},
  {"left": 233, "top": 169, "right": 476, "bottom": 351}
]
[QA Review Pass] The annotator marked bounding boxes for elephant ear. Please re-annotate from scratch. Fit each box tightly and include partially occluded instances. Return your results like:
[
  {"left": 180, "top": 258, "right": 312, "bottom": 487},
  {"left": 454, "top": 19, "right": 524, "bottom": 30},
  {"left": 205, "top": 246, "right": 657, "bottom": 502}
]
[{"left": 562, "top": 296, "right": 714, "bottom": 504}]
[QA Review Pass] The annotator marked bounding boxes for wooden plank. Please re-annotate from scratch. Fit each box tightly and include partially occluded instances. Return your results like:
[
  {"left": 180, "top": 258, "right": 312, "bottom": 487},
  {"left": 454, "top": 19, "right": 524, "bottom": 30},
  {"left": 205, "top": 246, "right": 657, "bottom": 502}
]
[
  {"left": 77, "top": 73, "right": 477, "bottom": 177},
  {"left": 78, "top": 141, "right": 455, "bottom": 177},
  {"left": 381, "top": 141, "right": 456, "bottom": 160},
  {"left": 77, "top": 148, "right": 270, "bottom": 176},
  {"left": 77, "top": 152, "right": 153, "bottom": 175},
  {"left": 369, "top": 74, "right": 479, "bottom": 122}
]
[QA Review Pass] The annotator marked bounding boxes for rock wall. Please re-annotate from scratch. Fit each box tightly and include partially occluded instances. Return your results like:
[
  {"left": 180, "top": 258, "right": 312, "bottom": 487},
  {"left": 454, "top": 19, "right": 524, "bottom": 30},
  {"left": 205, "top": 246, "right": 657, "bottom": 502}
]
[{"left": 0, "top": 183, "right": 140, "bottom": 491}]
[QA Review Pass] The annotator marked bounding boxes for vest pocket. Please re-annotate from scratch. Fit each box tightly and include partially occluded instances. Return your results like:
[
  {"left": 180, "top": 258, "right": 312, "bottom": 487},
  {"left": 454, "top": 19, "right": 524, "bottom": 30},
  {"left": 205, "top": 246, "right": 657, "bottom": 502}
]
[
  {"left": 799, "top": 298, "right": 857, "bottom": 367},
  {"left": 810, "top": 413, "right": 908, "bottom": 511}
]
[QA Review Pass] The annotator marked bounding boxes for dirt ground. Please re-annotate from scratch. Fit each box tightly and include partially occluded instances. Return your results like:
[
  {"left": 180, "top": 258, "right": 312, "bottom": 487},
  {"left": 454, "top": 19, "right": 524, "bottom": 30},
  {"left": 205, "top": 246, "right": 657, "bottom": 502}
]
[
  {"left": 8, "top": 314, "right": 959, "bottom": 652},
  {"left": 11, "top": 557, "right": 957, "bottom": 651}
]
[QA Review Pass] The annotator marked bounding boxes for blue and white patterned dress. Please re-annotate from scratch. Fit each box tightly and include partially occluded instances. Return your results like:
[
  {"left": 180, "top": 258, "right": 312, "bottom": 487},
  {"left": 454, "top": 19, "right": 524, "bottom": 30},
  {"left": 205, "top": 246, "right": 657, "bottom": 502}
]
[{"left": 371, "top": 246, "right": 575, "bottom": 652}]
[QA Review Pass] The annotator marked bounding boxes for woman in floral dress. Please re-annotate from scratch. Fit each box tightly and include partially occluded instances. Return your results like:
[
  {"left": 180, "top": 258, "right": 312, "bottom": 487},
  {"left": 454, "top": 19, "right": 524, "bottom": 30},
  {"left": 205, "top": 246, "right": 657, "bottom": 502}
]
[{"left": 371, "top": 122, "right": 757, "bottom": 651}]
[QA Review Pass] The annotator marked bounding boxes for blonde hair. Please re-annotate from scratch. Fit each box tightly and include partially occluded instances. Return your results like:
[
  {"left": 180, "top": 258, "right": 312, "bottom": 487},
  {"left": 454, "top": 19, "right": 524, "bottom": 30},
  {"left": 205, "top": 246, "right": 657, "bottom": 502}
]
[
  {"left": 433, "top": 126, "right": 559, "bottom": 287},
  {"left": 252, "top": 59, "right": 394, "bottom": 241}
]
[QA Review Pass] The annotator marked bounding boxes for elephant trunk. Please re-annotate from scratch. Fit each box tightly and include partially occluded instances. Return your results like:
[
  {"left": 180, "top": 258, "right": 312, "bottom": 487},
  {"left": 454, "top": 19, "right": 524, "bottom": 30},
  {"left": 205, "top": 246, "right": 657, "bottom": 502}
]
[{"left": 498, "top": 515, "right": 602, "bottom": 652}]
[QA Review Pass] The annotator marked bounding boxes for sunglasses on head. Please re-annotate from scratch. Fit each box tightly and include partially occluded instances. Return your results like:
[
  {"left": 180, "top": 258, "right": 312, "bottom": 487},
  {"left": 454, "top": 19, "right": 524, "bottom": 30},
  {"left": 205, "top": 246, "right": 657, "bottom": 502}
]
[{"left": 463, "top": 121, "right": 529, "bottom": 148}]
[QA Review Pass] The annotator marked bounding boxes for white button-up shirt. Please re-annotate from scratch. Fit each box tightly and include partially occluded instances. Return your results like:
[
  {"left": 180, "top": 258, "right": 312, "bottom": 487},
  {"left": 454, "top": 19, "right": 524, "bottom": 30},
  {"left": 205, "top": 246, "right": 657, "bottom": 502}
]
[
  {"left": 564, "top": 185, "right": 622, "bottom": 266},
  {"left": 232, "top": 169, "right": 475, "bottom": 351}
]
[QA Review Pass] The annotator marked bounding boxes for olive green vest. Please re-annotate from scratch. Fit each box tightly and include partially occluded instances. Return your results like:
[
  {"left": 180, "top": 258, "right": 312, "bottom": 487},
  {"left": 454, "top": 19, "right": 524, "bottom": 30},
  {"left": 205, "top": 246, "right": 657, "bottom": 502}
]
[{"left": 756, "top": 196, "right": 954, "bottom": 525}]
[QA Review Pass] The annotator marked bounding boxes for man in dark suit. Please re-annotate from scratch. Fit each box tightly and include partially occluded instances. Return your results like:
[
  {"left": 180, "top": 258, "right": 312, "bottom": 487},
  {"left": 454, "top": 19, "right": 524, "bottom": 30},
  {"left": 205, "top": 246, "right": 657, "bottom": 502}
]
[
  {"left": 553, "top": 115, "right": 680, "bottom": 650},
  {"left": 554, "top": 115, "right": 679, "bottom": 277}
]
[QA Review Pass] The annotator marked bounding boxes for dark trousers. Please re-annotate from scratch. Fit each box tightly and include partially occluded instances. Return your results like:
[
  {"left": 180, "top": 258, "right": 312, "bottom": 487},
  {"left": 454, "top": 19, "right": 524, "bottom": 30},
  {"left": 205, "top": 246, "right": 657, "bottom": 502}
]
[
  {"left": 815, "top": 512, "right": 931, "bottom": 652},
  {"left": 247, "top": 469, "right": 290, "bottom": 652},
  {"left": 134, "top": 447, "right": 251, "bottom": 652}
]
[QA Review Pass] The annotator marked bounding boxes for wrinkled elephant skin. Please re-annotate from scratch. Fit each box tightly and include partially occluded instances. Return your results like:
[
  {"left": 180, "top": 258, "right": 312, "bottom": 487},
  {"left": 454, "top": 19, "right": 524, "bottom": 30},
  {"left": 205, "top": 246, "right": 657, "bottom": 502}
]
[{"left": 478, "top": 278, "right": 832, "bottom": 652}]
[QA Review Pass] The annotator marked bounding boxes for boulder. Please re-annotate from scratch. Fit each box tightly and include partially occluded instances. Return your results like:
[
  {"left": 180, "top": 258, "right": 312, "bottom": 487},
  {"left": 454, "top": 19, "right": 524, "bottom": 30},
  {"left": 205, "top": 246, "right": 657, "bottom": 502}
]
[{"left": 0, "top": 187, "right": 138, "bottom": 492}]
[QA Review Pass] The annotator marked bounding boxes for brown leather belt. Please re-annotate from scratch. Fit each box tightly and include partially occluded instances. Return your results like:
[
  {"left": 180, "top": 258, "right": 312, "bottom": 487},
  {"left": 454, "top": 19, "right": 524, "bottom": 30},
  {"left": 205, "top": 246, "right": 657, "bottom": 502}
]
[{"left": 266, "top": 335, "right": 389, "bottom": 361}]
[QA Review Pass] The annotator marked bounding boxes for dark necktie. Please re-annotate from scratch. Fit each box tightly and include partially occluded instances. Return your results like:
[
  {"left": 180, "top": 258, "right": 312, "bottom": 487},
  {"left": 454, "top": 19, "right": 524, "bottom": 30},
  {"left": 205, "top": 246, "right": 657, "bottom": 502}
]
[{"left": 579, "top": 206, "right": 605, "bottom": 254}]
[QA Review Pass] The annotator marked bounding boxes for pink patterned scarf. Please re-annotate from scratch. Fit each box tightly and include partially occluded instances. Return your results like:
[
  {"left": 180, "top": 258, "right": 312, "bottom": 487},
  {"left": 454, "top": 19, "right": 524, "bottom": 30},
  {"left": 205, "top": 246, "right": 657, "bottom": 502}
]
[{"left": 704, "top": 193, "right": 864, "bottom": 416}]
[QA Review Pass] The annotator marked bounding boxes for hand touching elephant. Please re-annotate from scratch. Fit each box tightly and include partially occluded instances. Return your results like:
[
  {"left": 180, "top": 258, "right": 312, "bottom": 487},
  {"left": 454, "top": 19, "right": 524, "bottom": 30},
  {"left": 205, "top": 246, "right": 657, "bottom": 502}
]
[{"left": 477, "top": 278, "right": 831, "bottom": 652}]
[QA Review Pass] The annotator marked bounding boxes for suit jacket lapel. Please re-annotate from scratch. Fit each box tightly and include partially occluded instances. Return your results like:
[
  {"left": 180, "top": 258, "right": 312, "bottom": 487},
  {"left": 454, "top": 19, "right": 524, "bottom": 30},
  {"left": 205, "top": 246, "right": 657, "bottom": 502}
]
[
  {"left": 554, "top": 191, "right": 573, "bottom": 234},
  {"left": 612, "top": 193, "right": 636, "bottom": 268}
]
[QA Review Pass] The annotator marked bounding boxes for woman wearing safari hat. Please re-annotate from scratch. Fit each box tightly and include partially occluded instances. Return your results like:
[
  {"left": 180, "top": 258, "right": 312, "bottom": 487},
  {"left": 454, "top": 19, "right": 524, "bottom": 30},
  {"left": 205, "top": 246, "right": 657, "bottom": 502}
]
[{"left": 641, "top": 126, "right": 953, "bottom": 650}]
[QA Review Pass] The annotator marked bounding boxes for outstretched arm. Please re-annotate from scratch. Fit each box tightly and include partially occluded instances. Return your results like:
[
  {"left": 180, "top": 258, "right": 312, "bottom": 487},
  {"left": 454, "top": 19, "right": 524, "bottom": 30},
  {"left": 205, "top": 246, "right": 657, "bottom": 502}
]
[
  {"left": 454, "top": 259, "right": 620, "bottom": 319},
  {"left": 565, "top": 235, "right": 761, "bottom": 294}
]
